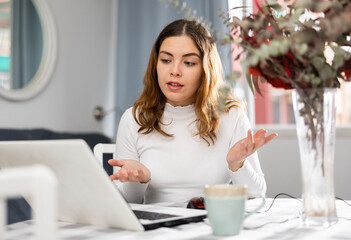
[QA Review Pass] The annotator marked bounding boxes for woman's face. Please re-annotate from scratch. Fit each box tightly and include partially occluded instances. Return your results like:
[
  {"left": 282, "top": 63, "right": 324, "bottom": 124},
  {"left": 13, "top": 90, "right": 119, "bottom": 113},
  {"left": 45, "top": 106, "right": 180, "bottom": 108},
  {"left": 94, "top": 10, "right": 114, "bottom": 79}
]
[{"left": 157, "top": 35, "right": 202, "bottom": 107}]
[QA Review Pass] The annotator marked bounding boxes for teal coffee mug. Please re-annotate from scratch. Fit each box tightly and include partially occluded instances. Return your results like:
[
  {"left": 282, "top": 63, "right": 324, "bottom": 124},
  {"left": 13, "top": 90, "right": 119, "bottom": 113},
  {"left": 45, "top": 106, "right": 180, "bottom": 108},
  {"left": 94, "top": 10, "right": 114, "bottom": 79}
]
[{"left": 204, "top": 184, "right": 265, "bottom": 236}]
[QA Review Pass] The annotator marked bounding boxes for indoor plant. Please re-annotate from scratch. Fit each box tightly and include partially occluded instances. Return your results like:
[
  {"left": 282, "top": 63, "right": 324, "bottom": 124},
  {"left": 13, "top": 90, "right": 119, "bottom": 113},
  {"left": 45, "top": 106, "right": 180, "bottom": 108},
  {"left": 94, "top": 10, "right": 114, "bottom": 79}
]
[{"left": 225, "top": 0, "right": 351, "bottom": 227}]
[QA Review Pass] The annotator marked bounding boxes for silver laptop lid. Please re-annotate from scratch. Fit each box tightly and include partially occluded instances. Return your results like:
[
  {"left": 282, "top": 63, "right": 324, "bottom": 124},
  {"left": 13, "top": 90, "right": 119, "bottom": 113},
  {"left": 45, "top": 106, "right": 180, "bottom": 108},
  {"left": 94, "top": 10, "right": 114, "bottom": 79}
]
[{"left": 0, "top": 139, "right": 144, "bottom": 231}]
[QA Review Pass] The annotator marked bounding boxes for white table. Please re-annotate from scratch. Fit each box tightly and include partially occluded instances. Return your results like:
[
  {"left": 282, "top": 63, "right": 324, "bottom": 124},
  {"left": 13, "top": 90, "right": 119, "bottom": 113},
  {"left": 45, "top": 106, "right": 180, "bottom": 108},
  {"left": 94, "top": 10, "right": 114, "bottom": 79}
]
[{"left": 5, "top": 198, "right": 351, "bottom": 240}]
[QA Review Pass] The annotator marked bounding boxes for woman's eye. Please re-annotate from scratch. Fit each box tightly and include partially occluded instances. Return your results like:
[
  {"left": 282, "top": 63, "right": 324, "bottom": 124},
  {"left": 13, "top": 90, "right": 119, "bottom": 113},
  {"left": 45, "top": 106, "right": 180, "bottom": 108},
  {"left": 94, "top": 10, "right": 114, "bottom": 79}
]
[
  {"left": 161, "top": 59, "right": 171, "bottom": 63},
  {"left": 185, "top": 61, "right": 196, "bottom": 66}
]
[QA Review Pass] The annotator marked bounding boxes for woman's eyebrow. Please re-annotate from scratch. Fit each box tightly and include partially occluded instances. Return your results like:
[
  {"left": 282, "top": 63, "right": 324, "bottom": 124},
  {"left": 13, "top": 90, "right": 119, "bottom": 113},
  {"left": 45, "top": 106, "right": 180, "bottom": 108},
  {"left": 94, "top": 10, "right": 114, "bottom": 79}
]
[
  {"left": 159, "top": 50, "right": 200, "bottom": 58},
  {"left": 159, "top": 50, "right": 173, "bottom": 57},
  {"left": 183, "top": 53, "right": 201, "bottom": 58}
]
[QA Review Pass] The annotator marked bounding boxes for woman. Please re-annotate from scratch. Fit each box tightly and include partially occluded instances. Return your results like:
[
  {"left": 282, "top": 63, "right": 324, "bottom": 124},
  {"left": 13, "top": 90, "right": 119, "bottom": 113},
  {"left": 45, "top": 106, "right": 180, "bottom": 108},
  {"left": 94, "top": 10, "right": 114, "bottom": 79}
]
[{"left": 109, "top": 19, "right": 277, "bottom": 207}]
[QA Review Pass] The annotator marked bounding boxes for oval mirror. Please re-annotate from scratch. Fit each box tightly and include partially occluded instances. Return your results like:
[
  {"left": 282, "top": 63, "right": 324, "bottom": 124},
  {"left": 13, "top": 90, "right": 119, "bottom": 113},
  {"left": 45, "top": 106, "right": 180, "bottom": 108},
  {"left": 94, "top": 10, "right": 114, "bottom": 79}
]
[{"left": 0, "top": 0, "right": 57, "bottom": 101}]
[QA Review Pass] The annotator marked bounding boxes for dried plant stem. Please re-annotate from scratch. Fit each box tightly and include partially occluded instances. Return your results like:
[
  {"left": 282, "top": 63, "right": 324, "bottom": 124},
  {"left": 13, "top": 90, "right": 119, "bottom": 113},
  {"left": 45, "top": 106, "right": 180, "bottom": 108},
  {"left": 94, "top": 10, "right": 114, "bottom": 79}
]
[{"left": 293, "top": 87, "right": 326, "bottom": 177}]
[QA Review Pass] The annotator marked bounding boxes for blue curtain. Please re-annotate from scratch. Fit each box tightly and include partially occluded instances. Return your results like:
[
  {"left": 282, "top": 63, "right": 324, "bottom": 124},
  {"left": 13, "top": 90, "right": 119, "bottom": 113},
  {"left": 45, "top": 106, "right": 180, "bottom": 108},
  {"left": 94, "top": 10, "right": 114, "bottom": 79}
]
[
  {"left": 11, "top": 0, "right": 43, "bottom": 89},
  {"left": 114, "top": 0, "right": 230, "bottom": 129}
]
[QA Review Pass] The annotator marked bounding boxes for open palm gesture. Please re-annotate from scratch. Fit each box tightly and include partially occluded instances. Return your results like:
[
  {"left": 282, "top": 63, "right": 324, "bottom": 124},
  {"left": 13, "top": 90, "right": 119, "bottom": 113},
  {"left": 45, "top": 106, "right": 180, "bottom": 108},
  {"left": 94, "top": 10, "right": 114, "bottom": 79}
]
[
  {"left": 108, "top": 159, "right": 151, "bottom": 184},
  {"left": 227, "top": 129, "right": 277, "bottom": 172}
]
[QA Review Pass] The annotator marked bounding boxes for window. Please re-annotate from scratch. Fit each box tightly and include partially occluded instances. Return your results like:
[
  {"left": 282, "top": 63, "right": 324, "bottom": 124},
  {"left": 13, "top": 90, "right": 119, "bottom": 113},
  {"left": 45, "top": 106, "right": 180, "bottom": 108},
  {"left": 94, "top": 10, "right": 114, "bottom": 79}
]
[{"left": 0, "top": 0, "right": 10, "bottom": 89}]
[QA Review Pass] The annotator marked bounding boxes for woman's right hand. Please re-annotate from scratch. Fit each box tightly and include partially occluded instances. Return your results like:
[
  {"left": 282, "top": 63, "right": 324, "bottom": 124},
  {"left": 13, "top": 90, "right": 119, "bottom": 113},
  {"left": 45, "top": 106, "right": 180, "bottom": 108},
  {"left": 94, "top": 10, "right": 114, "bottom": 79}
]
[{"left": 108, "top": 159, "right": 151, "bottom": 184}]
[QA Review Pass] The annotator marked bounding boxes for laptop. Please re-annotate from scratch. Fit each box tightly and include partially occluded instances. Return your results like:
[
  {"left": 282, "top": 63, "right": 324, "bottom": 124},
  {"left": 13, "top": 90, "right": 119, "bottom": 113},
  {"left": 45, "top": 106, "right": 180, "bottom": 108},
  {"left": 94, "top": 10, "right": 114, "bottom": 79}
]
[{"left": 0, "top": 139, "right": 206, "bottom": 231}]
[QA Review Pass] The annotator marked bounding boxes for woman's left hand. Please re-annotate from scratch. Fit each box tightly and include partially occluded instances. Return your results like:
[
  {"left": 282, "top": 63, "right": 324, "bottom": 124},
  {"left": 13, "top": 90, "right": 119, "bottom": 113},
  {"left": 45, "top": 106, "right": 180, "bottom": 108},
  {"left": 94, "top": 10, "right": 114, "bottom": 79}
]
[{"left": 227, "top": 129, "right": 278, "bottom": 172}]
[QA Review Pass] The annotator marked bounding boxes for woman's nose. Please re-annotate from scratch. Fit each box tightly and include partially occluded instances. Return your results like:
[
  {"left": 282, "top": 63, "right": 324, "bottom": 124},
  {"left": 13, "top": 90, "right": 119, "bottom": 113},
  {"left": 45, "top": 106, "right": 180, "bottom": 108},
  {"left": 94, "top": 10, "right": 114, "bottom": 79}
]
[{"left": 170, "top": 63, "right": 182, "bottom": 77}]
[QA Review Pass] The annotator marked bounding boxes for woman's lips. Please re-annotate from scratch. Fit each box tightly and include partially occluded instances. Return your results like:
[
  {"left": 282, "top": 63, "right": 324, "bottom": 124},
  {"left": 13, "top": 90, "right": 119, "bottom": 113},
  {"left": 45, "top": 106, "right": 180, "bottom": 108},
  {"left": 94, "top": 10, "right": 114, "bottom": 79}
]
[{"left": 167, "top": 82, "right": 183, "bottom": 90}]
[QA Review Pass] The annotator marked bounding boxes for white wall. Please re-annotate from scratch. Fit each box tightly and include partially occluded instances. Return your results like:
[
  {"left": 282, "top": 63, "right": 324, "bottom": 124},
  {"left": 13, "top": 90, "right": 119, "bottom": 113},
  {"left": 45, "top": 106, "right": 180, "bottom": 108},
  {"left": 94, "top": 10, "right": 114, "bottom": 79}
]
[
  {"left": 0, "top": 0, "right": 117, "bottom": 139},
  {"left": 257, "top": 126, "right": 351, "bottom": 200}
]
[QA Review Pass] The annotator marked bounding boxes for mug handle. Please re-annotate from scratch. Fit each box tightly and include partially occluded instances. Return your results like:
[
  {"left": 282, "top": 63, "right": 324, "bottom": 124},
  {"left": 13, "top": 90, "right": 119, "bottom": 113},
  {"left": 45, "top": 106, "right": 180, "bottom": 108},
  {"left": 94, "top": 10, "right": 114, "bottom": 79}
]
[{"left": 244, "top": 197, "right": 265, "bottom": 219}]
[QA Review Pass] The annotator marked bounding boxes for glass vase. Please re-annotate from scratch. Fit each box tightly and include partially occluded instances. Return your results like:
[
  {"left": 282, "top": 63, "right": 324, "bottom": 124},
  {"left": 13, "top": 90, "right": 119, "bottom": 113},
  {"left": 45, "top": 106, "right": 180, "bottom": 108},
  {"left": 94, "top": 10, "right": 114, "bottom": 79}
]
[{"left": 292, "top": 88, "right": 337, "bottom": 228}]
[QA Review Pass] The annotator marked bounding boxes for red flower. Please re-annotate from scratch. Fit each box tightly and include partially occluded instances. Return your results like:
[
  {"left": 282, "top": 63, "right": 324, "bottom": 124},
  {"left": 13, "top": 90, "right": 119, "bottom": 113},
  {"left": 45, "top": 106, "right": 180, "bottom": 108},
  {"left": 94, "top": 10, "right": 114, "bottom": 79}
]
[
  {"left": 248, "top": 66, "right": 262, "bottom": 76},
  {"left": 338, "top": 58, "right": 351, "bottom": 81},
  {"left": 249, "top": 66, "right": 293, "bottom": 90},
  {"left": 345, "top": 70, "right": 351, "bottom": 81},
  {"left": 265, "top": 77, "right": 293, "bottom": 90}
]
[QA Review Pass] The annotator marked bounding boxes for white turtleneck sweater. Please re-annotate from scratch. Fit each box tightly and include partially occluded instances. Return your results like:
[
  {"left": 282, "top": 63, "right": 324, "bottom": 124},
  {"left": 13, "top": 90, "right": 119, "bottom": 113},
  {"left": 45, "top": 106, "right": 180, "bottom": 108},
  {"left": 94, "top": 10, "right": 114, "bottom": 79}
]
[{"left": 114, "top": 103, "right": 266, "bottom": 207}]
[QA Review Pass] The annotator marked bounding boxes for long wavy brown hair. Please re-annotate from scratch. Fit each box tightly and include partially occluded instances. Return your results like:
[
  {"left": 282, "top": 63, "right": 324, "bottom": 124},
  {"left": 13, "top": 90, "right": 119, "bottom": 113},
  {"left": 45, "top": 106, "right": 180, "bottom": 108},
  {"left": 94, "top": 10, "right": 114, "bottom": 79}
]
[{"left": 133, "top": 19, "right": 242, "bottom": 145}]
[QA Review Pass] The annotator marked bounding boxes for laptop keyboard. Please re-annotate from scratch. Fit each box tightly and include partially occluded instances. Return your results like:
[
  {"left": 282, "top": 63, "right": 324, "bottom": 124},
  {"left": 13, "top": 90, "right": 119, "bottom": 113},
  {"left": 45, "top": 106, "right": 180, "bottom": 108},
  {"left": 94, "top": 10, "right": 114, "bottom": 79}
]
[{"left": 133, "top": 210, "right": 179, "bottom": 220}]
